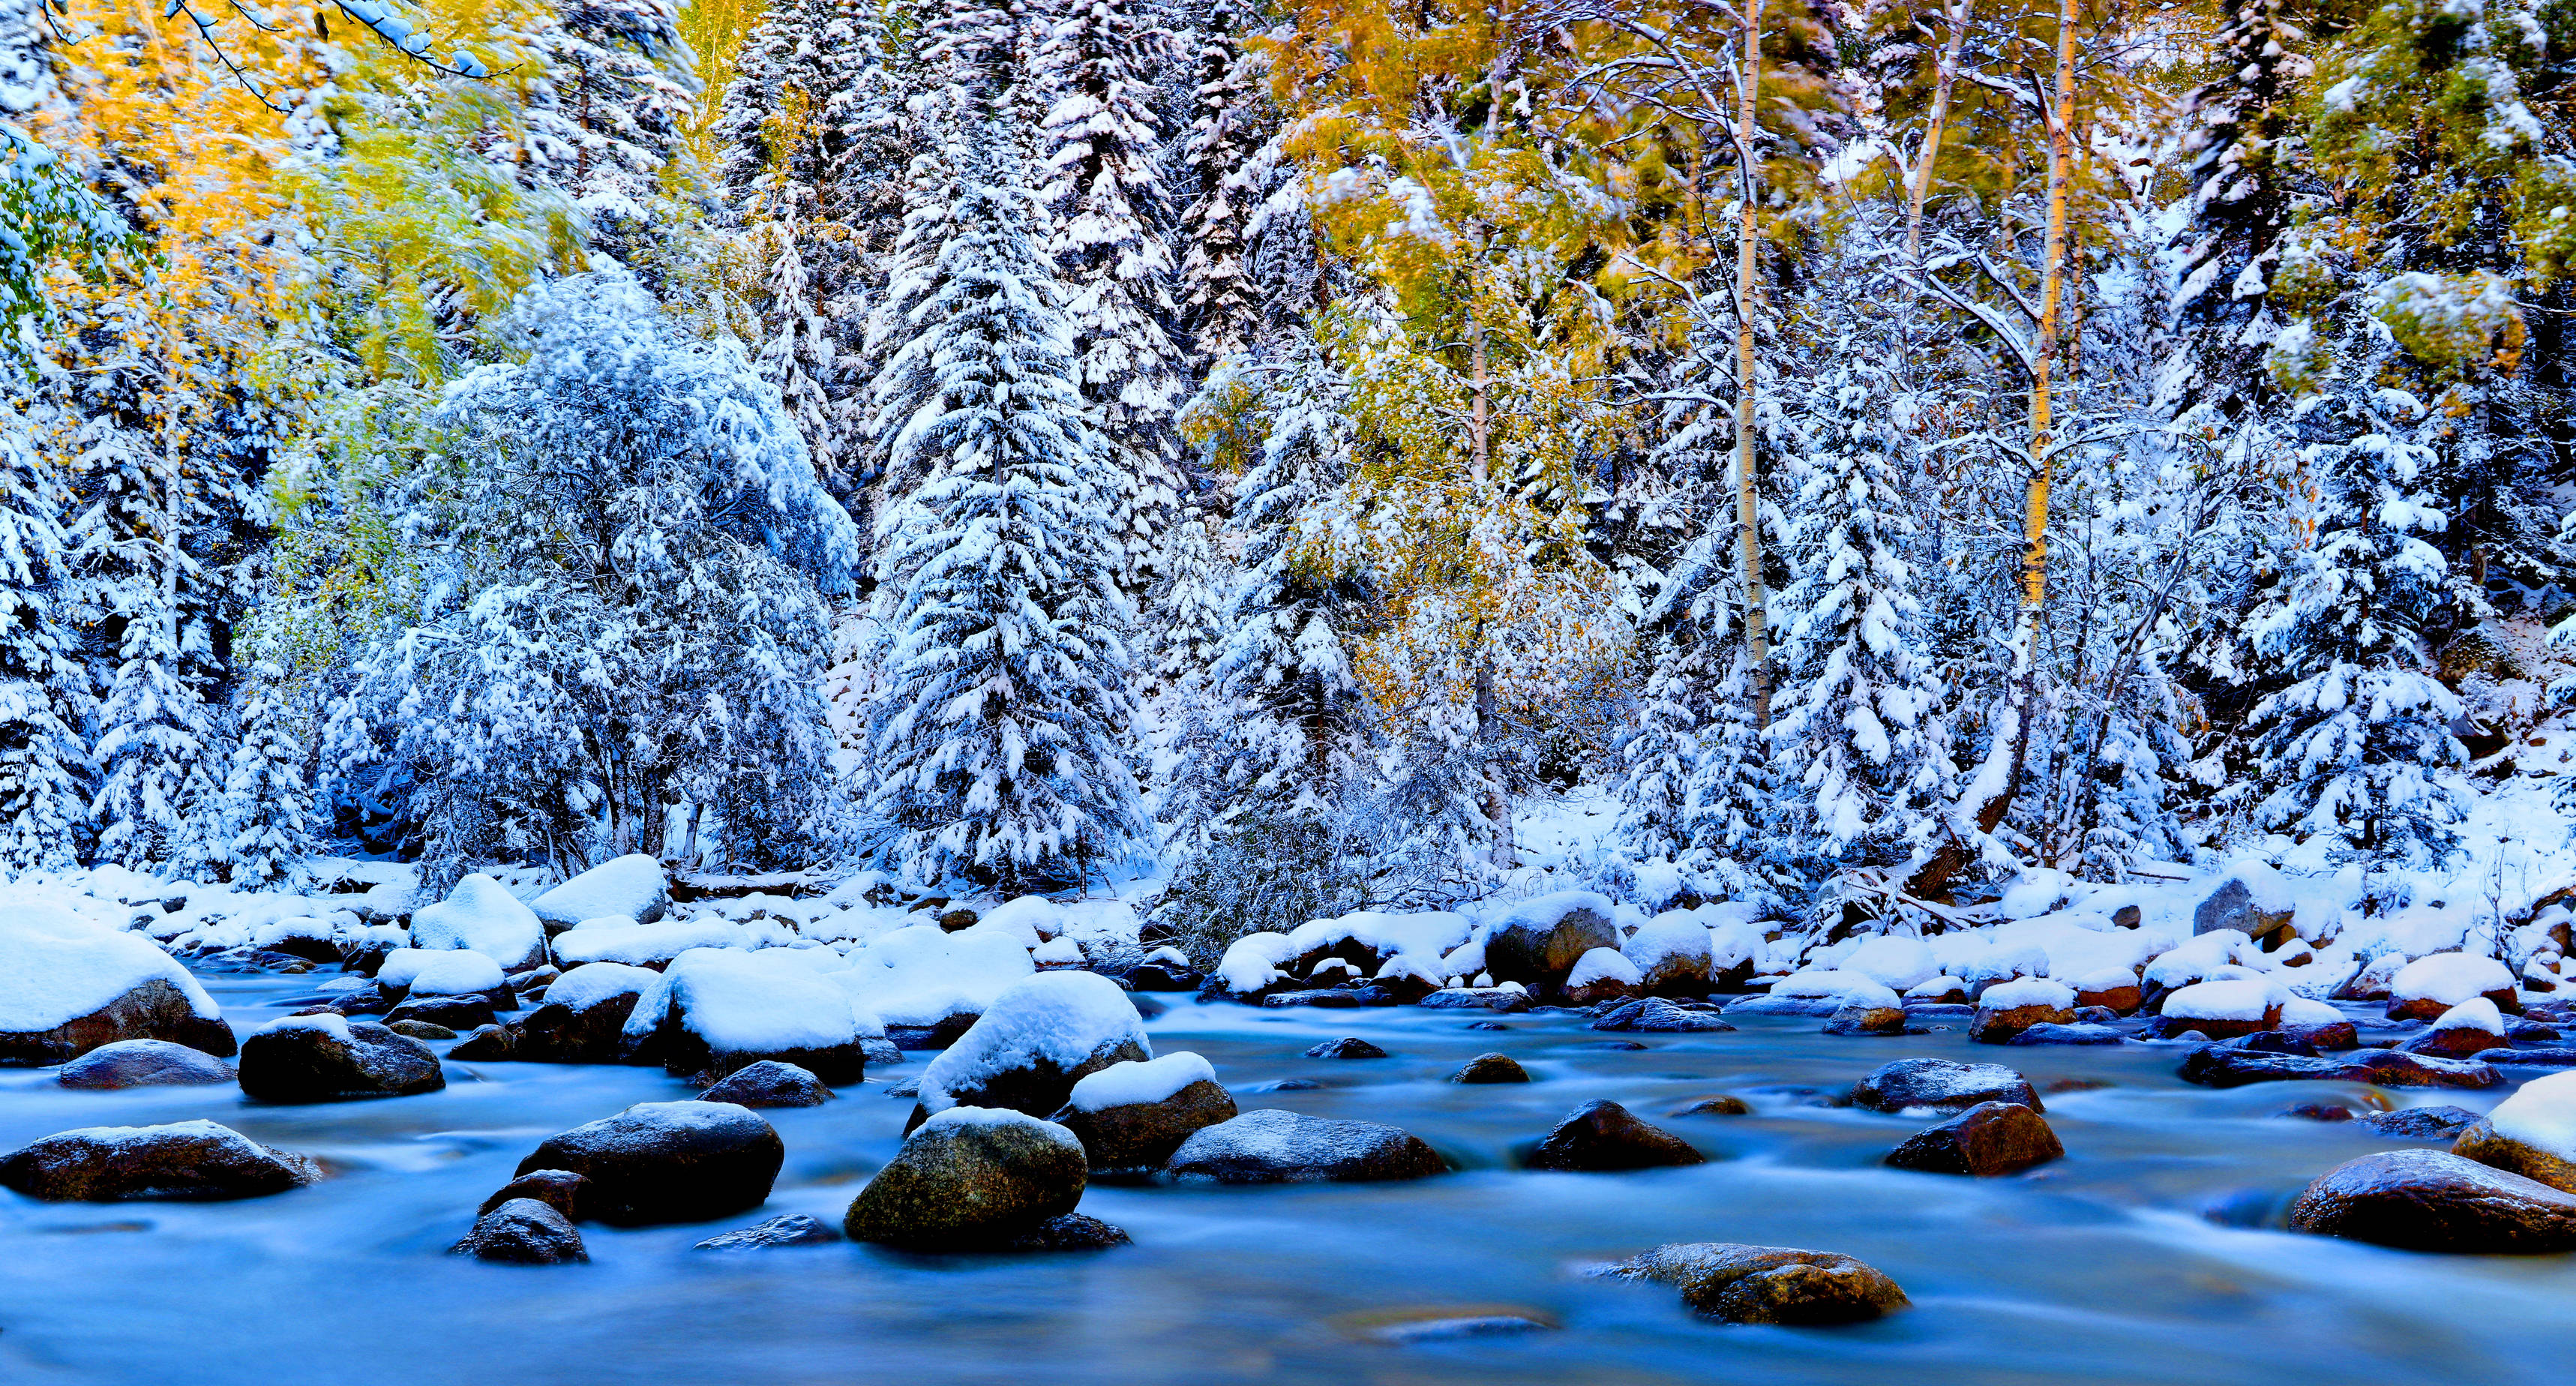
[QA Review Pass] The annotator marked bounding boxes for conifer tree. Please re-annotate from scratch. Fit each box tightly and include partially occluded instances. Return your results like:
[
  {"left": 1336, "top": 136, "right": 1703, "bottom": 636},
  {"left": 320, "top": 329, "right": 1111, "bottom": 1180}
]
[
  {"left": 862, "top": 32, "right": 1144, "bottom": 888},
  {"left": 0, "top": 391, "right": 91, "bottom": 870},
  {"left": 1036, "top": 0, "right": 1189, "bottom": 584}
]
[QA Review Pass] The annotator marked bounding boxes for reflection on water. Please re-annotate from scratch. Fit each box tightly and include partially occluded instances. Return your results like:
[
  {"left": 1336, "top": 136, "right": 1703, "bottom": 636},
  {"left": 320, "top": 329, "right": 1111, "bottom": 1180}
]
[{"left": 1, "top": 972, "right": 2568, "bottom": 1386}]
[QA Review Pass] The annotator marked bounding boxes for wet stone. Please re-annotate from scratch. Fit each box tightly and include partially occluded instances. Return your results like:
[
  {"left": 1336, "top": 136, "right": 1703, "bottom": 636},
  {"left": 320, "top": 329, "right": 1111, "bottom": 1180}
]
[
  {"left": 1884, "top": 1102, "right": 2064, "bottom": 1177},
  {"left": 1525, "top": 1100, "right": 1705, "bottom": 1172},
  {"left": 1450, "top": 1053, "right": 1530, "bottom": 1084},
  {"left": 1607, "top": 1243, "right": 1909, "bottom": 1325},
  {"left": 695, "top": 1214, "right": 839, "bottom": 1250},
  {"left": 1306, "top": 1038, "right": 1388, "bottom": 1060}
]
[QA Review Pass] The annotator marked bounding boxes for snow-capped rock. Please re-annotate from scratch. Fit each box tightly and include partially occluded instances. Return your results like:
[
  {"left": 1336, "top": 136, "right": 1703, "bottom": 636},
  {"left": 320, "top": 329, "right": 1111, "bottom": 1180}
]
[
  {"left": 2388, "top": 952, "right": 2519, "bottom": 1022},
  {"left": 1164, "top": 1108, "right": 1446, "bottom": 1184},
  {"left": 622, "top": 947, "right": 874, "bottom": 1082},
  {"left": 2453, "top": 1070, "right": 2576, "bottom": 1193},
  {"left": 409, "top": 874, "right": 547, "bottom": 972},
  {"left": 529, "top": 854, "right": 670, "bottom": 934},
  {"left": 0, "top": 1119, "right": 317, "bottom": 1202},
  {"left": 911, "top": 971, "right": 1149, "bottom": 1127},
  {"left": 0, "top": 902, "right": 233, "bottom": 1064},
  {"left": 1049, "top": 1052, "right": 1236, "bottom": 1172},
  {"left": 553, "top": 917, "right": 787, "bottom": 969},
  {"left": 1483, "top": 891, "right": 1619, "bottom": 986},
  {"left": 237, "top": 1013, "right": 445, "bottom": 1102},
  {"left": 1621, "top": 916, "right": 1714, "bottom": 995}
]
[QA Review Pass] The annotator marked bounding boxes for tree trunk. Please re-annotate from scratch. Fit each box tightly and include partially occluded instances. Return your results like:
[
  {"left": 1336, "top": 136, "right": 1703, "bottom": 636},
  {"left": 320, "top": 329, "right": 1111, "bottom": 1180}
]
[
  {"left": 1734, "top": 0, "right": 1771, "bottom": 728},
  {"left": 1905, "top": 0, "right": 1973, "bottom": 269},
  {"left": 1905, "top": 0, "right": 2078, "bottom": 901}
]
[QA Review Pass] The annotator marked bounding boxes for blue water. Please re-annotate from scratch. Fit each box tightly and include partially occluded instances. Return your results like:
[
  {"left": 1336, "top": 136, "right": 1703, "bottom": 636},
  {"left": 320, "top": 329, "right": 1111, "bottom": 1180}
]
[{"left": 1, "top": 973, "right": 2567, "bottom": 1386}]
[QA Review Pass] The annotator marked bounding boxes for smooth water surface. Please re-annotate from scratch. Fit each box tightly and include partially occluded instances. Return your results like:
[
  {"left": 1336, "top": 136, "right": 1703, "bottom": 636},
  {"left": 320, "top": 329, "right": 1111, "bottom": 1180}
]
[{"left": 1, "top": 973, "right": 2567, "bottom": 1386}]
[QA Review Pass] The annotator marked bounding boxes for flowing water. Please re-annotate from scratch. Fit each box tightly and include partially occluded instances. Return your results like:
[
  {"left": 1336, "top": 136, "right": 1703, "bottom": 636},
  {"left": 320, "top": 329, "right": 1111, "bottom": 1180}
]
[{"left": 2, "top": 971, "right": 2569, "bottom": 1386}]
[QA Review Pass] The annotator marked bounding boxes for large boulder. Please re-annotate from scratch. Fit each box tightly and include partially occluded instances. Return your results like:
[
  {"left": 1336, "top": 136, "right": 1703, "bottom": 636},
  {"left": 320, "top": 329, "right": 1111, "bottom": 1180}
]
[
  {"left": 2451, "top": 1070, "right": 2576, "bottom": 1193},
  {"left": 238, "top": 1014, "right": 445, "bottom": 1102},
  {"left": 0, "top": 903, "right": 234, "bottom": 1064},
  {"left": 908, "top": 971, "right": 1148, "bottom": 1131},
  {"left": 1048, "top": 1052, "right": 1236, "bottom": 1172},
  {"left": 2388, "top": 952, "right": 2521, "bottom": 1022},
  {"left": 2193, "top": 866, "right": 2295, "bottom": 944},
  {"left": 1606, "top": 1243, "right": 1908, "bottom": 1325},
  {"left": 409, "top": 874, "right": 547, "bottom": 973},
  {"left": 1481, "top": 892, "right": 1619, "bottom": 987},
  {"left": 2157, "top": 979, "right": 2284, "bottom": 1040},
  {"left": 501, "top": 962, "right": 660, "bottom": 1063},
  {"left": 516, "top": 1101, "right": 784, "bottom": 1225},
  {"left": 1165, "top": 1109, "right": 1446, "bottom": 1184},
  {"left": 2289, "top": 1150, "right": 2576, "bottom": 1252},
  {"left": 1525, "top": 1100, "right": 1704, "bottom": 1172},
  {"left": 529, "top": 854, "right": 670, "bottom": 934},
  {"left": 2402, "top": 998, "right": 2510, "bottom": 1059},
  {"left": 622, "top": 948, "right": 873, "bottom": 1084},
  {"left": 1969, "top": 978, "right": 2076, "bottom": 1044},
  {"left": 844, "top": 1108, "right": 1089, "bottom": 1251},
  {"left": 1621, "top": 916, "right": 1716, "bottom": 996},
  {"left": 55, "top": 1038, "right": 234, "bottom": 1089},
  {"left": 1564, "top": 948, "right": 1645, "bottom": 1006},
  {"left": 0, "top": 1120, "right": 316, "bottom": 1201},
  {"left": 1849, "top": 1059, "right": 2042, "bottom": 1114},
  {"left": 451, "top": 1198, "right": 588, "bottom": 1264},
  {"left": 1884, "top": 1102, "right": 2062, "bottom": 1176}
]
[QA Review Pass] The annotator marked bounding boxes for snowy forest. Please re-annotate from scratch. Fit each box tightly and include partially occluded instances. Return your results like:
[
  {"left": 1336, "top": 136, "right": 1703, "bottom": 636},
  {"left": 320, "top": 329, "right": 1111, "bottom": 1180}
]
[
  {"left": 2, "top": 0, "right": 2571, "bottom": 926},
  {"left": 12, "top": 0, "right": 2576, "bottom": 1370}
]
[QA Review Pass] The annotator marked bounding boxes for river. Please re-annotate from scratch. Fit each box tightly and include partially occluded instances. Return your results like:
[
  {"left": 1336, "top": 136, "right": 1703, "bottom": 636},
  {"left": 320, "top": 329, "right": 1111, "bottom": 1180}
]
[{"left": 1, "top": 969, "right": 2567, "bottom": 1386}]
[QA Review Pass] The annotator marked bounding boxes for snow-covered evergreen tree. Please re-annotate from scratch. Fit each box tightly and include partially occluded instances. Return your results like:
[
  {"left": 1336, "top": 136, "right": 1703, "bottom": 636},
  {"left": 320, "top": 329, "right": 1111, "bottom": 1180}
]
[
  {"left": 862, "top": 73, "right": 1144, "bottom": 890},
  {"left": 1172, "top": 0, "right": 1277, "bottom": 364},
  {"left": 0, "top": 390, "right": 90, "bottom": 870},
  {"left": 523, "top": 0, "right": 703, "bottom": 270},
  {"left": 2236, "top": 375, "right": 2466, "bottom": 868},
  {"left": 1147, "top": 506, "right": 1229, "bottom": 689},
  {"left": 1766, "top": 356, "right": 1954, "bottom": 898},
  {"left": 1206, "top": 338, "right": 1373, "bottom": 814},
  {"left": 211, "top": 662, "right": 312, "bottom": 885},
  {"left": 1036, "top": 0, "right": 1189, "bottom": 584}
]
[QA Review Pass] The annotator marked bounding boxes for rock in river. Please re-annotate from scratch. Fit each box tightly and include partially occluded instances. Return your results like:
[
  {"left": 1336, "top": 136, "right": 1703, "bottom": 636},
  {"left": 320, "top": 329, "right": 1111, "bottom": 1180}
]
[
  {"left": 1450, "top": 1052, "right": 1530, "bottom": 1084},
  {"left": 844, "top": 1108, "right": 1089, "bottom": 1251},
  {"left": 700, "top": 1060, "right": 835, "bottom": 1108},
  {"left": 2356, "top": 1106, "right": 2482, "bottom": 1140},
  {"left": 908, "top": 971, "right": 1149, "bottom": 1132},
  {"left": 55, "top": 1038, "right": 234, "bottom": 1090},
  {"left": 517, "top": 1101, "right": 784, "bottom": 1226},
  {"left": 1849, "top": 1058, "right": 2042, "bottom": 1114},
  {"left": 1525, "top": 1100, "right": 1705, "bottom": 1172},
  {"left": 1048, "top": 1052, "right": 1236, "bottom": 1172},
  {"left": 697, "top": 1213, "right": 839, "bottom": 1250},
  {"left": 1594, "top": 998, "right": 1735, "bottom": 1033},
  {"left": 1885, "top": 1102, "right": 2063, "bottom": 1177},
  {"left": 238, "top": 1014, "right": 445, "bottom": 1102},
  {"left": 1165, "top": 1109, "right": 1446, "bottom": 1184},
  {"left": 0, "top": 1120, "right": 316, "bottom": 1201},
  {"left": 1481, "top": 892, "right": 1620, "bottom": 987},
  {"left": 1606, "top": 1243, "right": 1909, "bottom": 1325},
  {"left": 451, "top": 1198, "right": 588, "bottom": 1264},
  {"left": 0, "top": 902, "right": 236, "bottom": 1065},
  {"left": 1306, "top": 1037, "right": 1387, "bottom": 1059},
  {"left": 2289, "top": 1150, "right": 2576, "bottom": 1252},
  {"left": 2450, "top": 1070, "right": 2576, "bottom": 1193},
  {"left": 2178, "top": 1046, "right": 2502, "bottom": 1090},
  {"left": 478, "top": 1168, "right": 590, "bottom": 1222}
]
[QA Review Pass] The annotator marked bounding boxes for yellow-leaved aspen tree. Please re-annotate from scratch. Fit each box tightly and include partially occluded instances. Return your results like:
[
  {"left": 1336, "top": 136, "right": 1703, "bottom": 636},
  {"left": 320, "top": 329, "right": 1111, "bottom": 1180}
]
[
  {"left": 1907, "top": 0, "right": 2078, "bottom": 898},
  {"left": 1904, "top": 0, "right": 1973, "bottom": 268},
  {"left": 1734, "top": 0, "right": 1771, "bottom": 727}
]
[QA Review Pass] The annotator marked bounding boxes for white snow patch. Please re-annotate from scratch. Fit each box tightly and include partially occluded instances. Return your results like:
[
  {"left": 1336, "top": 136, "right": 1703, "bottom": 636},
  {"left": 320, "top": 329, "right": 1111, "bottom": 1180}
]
[
  {"left": 1067, "top": 1052, "right": 1218, "bottom": 1112},
  {"left": 0, "top": 901, "right": 220, "bottom": 1029}
]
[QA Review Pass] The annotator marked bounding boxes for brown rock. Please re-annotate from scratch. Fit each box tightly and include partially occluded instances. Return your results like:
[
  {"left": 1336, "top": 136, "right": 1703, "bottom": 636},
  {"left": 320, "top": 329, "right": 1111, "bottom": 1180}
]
[
  {"left": 478, "top": 1168, "right": 591, "bottom": 1222},
  {"left": 1849, "top": 1059, "right": 2042, "bottom": 1114},
  {"left": 2074, "top": 983, "right": 2142, "bottom": 1015},
  {"left": 1450, "top": 1052, "right": 1530, "bottom": 1084},
  {"left": 1969, "top": 1003, "right": 2076, "bottom": 1045},
  {"left": 2453, "top": 1119, "right": 2576, "bottom": 1195},
  {"left": 844, "top": 1110, "right": 1087, "bottom": 1250},
  {"left": 0, "top": 979, "right": 237, "bottom": 1066},
  {"left": 2289, "top": 1150, "right": 2576, "bottom": 1252},
  {"left": 1822, "top": 1004, "right": 1907, "bottom": 1036},
  {"left": 1525, "top": 1100, "right": 1705, "bottom": 1172},
  {"left": 0, "top": 1120, "right": 316, "bottom": 1201},
  {"left": 1884, "top": 1101, "right": 2063, "bottom": 1176},
  {"left": 1049, "top": 1076, "right": 1237, "bottom": 1172},
  {"left": 1609, "top": 1242, "right": 1909, "bottom": 1325},
  {"left": 1670, "top": 1095, "right": 1752, "bottom": 1118}
]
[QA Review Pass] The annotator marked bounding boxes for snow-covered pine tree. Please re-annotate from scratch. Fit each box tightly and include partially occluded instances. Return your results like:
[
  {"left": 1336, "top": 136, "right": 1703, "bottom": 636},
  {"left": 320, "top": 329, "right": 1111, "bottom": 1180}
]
[
  {"left": 523, "top": 0, "right": 703, "bottom": 272},
  {"left": 1206, "top": 335, "right": 1373, "bottom": 816},
  {"left": 1035, "top": 0, "right": 1190, "bottom": 586},
  {"left": 1172, "top": 0, "right": 1278, "bottom": 364},
  {"left": 862, "top": 44, "right": 1144, "bottom": 890},
  {"left": 1766, "top": 353, "right": 1954, "bottom": 907},
  {"left": 211, "top": 661, "right": 312, "bottom": 885},
  {"left": 70, "top": 416, "right": 231, "bottom": 873},
  {"left": 715, "top": 0, "right": 907, "bottom": 495},
  {"left": 1147, "top": 505, "right": 1229, "bottom": 690},
  {"left": 2166, "top": 0, "right": 2303, "bottom": 407},
  {"left": 0, "top": 389, "right": 91, "bottom": 871},
  {"left": 2236, "top": 372, "right": 2466, "bottom": 870}
]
